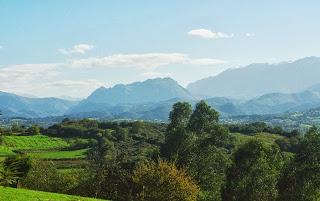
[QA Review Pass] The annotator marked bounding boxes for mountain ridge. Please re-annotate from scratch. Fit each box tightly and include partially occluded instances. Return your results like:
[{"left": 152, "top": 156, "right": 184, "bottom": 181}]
[{"left": 187, "top": 57, "right": 320, "bottom": 99}]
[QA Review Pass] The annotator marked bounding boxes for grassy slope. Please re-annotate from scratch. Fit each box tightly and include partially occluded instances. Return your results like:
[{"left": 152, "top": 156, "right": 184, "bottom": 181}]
[
  {"left": 28, "top": 148, "right": 88, "bottom": 159},
  {"left": 0, "top": 145, "right": 14, "bottom": 156},
  {"left": 231, "top": 132, "right": 285, "bottom": 147},
  {"left": 0, "top": 187, "right": 106, "bottom": 201},
  {"left": 1, "top": 136, "right": 87, "bottom": 167},
  {"left": 3, "top": 135, "right": 69, "bottom": 150}
]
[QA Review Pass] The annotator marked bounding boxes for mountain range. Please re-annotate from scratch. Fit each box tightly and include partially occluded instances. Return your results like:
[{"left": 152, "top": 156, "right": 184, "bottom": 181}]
[
  {"left": 0, "top": 91, "right": 78, "bottom": 118},
  {"left": 2, "top": 57, "right": 320, "bottom": 121},
  {"left": 187, "top": 57, "right": 320, "bottom": 99}
]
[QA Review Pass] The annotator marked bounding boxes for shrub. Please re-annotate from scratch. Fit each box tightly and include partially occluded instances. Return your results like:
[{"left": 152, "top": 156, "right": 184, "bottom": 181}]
[{"left": 132, "top": 159, "right": 199, "bottom": 201}]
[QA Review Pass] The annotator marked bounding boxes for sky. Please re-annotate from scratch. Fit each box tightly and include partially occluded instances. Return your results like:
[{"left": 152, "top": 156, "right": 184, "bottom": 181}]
[{"left": 1, "top": 0, "right": 320, "bottom": 98}]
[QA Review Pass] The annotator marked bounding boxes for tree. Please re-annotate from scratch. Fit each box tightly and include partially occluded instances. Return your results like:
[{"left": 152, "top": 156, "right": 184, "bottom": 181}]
[
  {"left": 187, "top": 144, "right": 230, "bottom": 201},
  {"left": 167, "top": 102, "right": 192, "bottom": 132},
  {"left": 161, "top": 102, "right": 193, "bottom": 161},
  {"left": 277, "top": 127, "right": 320, "bottom": 201},
  {"left": 20, "top": 160, "right": 71, "bottom": 193},
  {"left": 188, "top": 100, "right": 219, "bottom": 135},
  {"left": 86, "top": 137, "right": 115, "bottom": 198},
  {"left": 26, "top": 125, "right": 40, "bottom": 135},
  {"left": 132, "top": 159, "right": 199, "bottom": 201},
  {"left": 222, "top": 140, "right": 284, "bottom": 201}
]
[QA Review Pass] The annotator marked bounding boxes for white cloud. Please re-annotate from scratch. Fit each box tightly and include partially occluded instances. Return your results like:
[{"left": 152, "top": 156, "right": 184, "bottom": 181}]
[
  {"left": 42, "top": 79, "right": 105, "bottom": 98},
  {"left": 71, "top": 53, "right": 188, "bottom": 69},
  {"left": 0, "top": 62, "right": 102, "bottom": 97},
  {"left": 245, "top": 33, "right": 255, "bottom": 37},
  {"left": 0, "top": 45, "right": 3, "bottom": 49},
  {"left": 0, "top": 52, "right": 226, "bottom": 97},
  {"left": 71, "top": 53, "right": 226, "bottom": 69},
  {"left": 0, "top": 63, "right": 62, "bottom": 94},
  {"left": 188, "top": 29, "right": 233, "bottom": 39},
  {"left": 58, "top": 44, "right": 94, "bottom": 54}
]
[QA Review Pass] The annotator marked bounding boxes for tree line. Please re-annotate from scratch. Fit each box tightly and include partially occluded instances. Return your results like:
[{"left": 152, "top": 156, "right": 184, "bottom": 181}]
[{"left": 1, "top": 101, "right": 320, "bottom": 200}]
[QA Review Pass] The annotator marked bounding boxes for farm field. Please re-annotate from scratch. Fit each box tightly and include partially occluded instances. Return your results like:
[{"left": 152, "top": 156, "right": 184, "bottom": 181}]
[
  {"left": 28, "top": 148, "right": 88, "bottom": 159},
  {"left": 0, "top": 187, "right": 107, "bottom": 201},
  {"left": 2, "top": 135, "right": 69, "bottom": 150},
  {"left": 0, "top": 135, "right": 88, "bottom": 170}
]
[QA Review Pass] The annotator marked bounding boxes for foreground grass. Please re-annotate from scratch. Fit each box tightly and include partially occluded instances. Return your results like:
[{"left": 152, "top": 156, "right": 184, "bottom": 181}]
[
  {"left": 3, "top": 135, "right": 69, "bottom": 151},
  {"left": 0, "top": 187, "right": 106, "bottom": 201}
]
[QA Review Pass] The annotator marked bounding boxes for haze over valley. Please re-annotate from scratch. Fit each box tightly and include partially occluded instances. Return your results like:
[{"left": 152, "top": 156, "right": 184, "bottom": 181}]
[{"left": 2, "top": 1, "right": 320, "bottom": 201}]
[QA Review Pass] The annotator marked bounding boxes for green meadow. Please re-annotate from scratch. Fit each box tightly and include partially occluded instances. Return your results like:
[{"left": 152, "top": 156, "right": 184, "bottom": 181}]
[{"left": 0, "top": 187, "right": 107, "bottom": 201}]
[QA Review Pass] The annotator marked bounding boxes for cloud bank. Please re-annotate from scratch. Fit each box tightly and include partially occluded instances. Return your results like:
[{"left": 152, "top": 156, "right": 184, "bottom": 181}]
[
  {"left": 0, "top": 53, "right": 226, "bottom": 97},
  {"left": 71, "top": 53, "right": 226, "bottom": 69}
]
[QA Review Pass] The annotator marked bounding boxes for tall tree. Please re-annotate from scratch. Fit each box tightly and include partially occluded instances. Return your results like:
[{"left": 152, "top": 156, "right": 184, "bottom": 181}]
[
  {"left": 277, "top": 127, "right": 320, "bottom": 201},
  {"left": 168, "top": 102, "right": 192, "bottom": 132},
  {"left": 188, "top": 100, "right": 219, "bottom": 135},
  {"left": 187, "top": 144, "right": 230, "bottom": 201},
  {"left": 161, "top": 102, "right": 193, "bottom": 162},
  {"left": 222, "top": 140, "right": 284, "bottom": 201}
]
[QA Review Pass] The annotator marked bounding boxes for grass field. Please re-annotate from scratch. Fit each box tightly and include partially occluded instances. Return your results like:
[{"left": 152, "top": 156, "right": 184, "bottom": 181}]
[
  {"left": 28, "top": 148, "right": 88, "bottom": 159},
  {"left": 0, "top": 187, "right": 106, "bottom": 201},
  {"left": 0, "top": 145, "right": 14, "bottom": 156},
  {"left": 231, "top": 132, "right": 284, "bottom": 147},
  {"left": 3, "top": 135, "right": 69, "bottom": 151}
]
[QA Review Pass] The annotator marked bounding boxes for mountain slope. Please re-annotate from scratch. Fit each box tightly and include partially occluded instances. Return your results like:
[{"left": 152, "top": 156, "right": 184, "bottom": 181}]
[
  {"left": 187, "top": 57, "right": 320, "bottom": 99},
  {"left": 69, "top": 78, "right": 195, "bottom": 115},
  {"left": 86, "top": 77, "right": 194, "bottom": 104},
  {"left": 0, "top": 91, "right": 78, "bottom": 118}
]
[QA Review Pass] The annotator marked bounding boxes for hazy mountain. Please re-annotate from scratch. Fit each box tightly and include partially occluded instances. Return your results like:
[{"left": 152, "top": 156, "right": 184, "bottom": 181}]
[
  {"left": 187, "top": 57, "right": 320, "bottom": 99},
  {"left": 86, "top": 77, "right": 194, "bottom": 104},
  {"left": 0, "top": 91, "right": 78, "bottom": 118},
  {"left": 3, "top": 72, "right": 320, "bottom": 120},
  {"left": 69, "top": 78, "right": 195, "bottom": 114}
]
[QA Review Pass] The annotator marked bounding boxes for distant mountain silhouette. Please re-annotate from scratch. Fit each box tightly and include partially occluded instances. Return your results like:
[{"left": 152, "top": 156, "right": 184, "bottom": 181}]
[
  {"left": 3, "top": 57, "right": 320, "bottom": 120},
  {"left": 187, "top": 57, "right": 320, "bottom": 99},
  {"left": 0, "top": 91, "right": 78, "bottom": 118},
  {"left": 69, "top": 77, "right": 195, "bottom": 115}
]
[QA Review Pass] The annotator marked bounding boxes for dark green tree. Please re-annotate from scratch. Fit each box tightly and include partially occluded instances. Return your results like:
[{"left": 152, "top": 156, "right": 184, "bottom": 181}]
[
  {"left": 188, "top": 100, "right": 219, "bottom": 135},
  {"left": 86, "top": 137, "right": 115, "bottom": 198},
  {"left": 277, "top": 126, "right": 320, "bottom": 201},
  {"left": 222, "top": 140, "right": 284, "bottom": 201},
  {"left": 26, "top": 125, "right": 41, "bottom": 135},
  {"left": 187, "top": 144, "right": 230, "bottom": 201},
  {"left": 161, "top": 102, "right": 193, "bottom": 161},
  {"left": 168, "top": 102, "right": 192, "bottom": 132}
]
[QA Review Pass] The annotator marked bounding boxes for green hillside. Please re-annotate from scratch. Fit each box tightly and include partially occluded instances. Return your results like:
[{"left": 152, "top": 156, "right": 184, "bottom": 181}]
[
  {"left": 0, "top": 187, "right": 106, "bottom": 201},
  {"left": 3, "top": 135, "right": 69, "bottom": 150}
]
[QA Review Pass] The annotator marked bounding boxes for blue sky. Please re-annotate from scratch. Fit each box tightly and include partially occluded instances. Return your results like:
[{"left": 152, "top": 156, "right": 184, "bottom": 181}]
[{"left": 1, "top": 0, "right": 320, "bottom": 98}]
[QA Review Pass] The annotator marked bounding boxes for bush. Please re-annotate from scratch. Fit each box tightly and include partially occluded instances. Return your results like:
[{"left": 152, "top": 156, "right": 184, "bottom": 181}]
[
  {"left": 20, "top": 160, "right": 79, "bottom": 194},
  {"left": 132, "top": 159, "right": 199, "bottom": 201}
]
